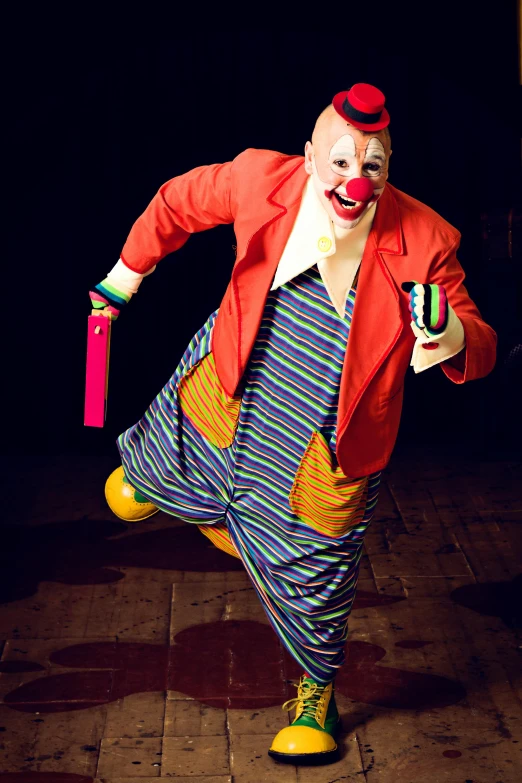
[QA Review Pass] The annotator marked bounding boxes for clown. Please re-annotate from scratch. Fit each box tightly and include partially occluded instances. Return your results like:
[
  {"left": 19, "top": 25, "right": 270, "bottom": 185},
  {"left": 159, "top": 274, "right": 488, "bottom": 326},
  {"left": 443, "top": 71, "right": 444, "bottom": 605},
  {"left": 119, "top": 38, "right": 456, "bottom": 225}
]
[{"left": 90, "top": 84, "right": 496, "bottom": 764}]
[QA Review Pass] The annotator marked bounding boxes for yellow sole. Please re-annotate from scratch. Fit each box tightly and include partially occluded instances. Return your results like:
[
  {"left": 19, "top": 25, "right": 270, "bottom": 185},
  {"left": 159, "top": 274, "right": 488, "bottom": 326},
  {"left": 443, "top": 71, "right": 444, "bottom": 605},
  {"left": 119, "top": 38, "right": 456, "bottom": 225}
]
[{"left": 113, "top": 507, "right": 160, "bottom": 523}]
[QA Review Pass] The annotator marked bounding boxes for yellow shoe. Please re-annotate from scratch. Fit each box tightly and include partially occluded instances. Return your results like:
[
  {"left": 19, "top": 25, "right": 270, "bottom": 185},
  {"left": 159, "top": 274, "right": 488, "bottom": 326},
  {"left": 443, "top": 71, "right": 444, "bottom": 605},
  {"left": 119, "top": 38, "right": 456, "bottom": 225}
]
[
  {"left": 105, "top": 466, "right": 159, "bottom": 522},
  {"left": 269, "top": 676, "right": 340, "bottom": 765}
]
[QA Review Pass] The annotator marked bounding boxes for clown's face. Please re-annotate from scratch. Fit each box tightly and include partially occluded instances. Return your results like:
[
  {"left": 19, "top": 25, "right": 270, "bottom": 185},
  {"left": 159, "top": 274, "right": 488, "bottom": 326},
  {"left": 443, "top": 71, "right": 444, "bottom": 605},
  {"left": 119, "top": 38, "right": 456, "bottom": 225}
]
[{"left": 304, "top": 117, "right": 391, "bottom": 229}]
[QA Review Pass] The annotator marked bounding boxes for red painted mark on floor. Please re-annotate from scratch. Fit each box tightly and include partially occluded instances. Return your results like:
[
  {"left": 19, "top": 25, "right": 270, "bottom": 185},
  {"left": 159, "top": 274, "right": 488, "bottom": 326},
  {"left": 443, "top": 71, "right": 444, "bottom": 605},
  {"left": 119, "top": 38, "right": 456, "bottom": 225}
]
[
  {"left": 443, "top": 750, "right": 462, "bottom": 758},
  {"left": 4, "top": 621, "right": 466, "bottom": 713},
  {"left": 287, "top": 640, "right": 465, "bottom": 710},
  {"left": 4, "top": 643, "right": 168, "bottom": 713},
  {"left": 450, "top": 575, "right": 522, "bottom": 628},
  {"left": 0, "top": 661, "right": 45, "bottom": 673},
  {"left": 394, "top": 640, "right": 433, "bottom": 649}
]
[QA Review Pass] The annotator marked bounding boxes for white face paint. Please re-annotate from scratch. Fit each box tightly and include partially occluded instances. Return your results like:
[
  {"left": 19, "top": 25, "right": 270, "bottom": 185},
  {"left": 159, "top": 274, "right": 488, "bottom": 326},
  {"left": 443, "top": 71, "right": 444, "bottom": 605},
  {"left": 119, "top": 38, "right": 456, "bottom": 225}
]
[
  {"left": 362, "top": 137, "right": 387, "bottom": 179},
  {"left": 325, "top": 135, "right": 387, "bottom": 185},
  {"left": 305, "top": 128, "right": 390, "bottom": 229},
  {"left": 329, "top": 134, "right": 356, "bottom": 181}
]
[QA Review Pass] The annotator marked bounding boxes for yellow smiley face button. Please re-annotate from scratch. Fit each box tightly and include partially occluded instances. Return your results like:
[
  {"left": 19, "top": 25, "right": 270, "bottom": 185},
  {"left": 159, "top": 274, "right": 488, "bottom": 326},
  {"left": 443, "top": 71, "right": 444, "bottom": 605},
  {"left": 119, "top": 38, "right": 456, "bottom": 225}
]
[{"left": 317, "top": 236, "right": 332, "bottom": 253}]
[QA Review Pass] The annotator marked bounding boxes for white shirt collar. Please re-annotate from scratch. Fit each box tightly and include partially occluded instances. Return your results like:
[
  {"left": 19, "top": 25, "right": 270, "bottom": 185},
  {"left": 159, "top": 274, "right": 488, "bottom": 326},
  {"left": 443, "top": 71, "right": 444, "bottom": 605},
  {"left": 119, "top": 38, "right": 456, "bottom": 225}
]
[
  {"left": 271, "top": 177, "right": 335, "bottom": 290},
  {"left": 270, "top": 177, "right": 376, "bottom": 317}
]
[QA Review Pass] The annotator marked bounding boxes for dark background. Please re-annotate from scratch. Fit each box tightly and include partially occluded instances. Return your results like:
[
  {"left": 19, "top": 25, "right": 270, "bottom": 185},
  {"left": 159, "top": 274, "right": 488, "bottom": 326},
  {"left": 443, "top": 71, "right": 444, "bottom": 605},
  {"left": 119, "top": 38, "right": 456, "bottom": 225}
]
[{"left": 4, "top": 14, "right": 522, "bottom": 462}]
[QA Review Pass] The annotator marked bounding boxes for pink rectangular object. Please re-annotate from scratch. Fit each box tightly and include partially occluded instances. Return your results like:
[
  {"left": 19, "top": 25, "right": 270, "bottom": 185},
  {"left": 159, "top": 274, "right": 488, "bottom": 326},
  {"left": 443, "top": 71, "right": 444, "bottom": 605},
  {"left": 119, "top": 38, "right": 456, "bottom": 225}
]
[{"left": 84, "top": 313, "right": 112, "bottom": 427}]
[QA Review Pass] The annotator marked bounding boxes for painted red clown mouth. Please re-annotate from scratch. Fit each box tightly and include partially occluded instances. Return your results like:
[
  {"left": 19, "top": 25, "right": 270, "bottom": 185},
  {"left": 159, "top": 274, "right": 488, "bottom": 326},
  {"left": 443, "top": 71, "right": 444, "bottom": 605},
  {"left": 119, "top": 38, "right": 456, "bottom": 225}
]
[{"left": 325, "top": 189, "right": 377, "bottom": 221}]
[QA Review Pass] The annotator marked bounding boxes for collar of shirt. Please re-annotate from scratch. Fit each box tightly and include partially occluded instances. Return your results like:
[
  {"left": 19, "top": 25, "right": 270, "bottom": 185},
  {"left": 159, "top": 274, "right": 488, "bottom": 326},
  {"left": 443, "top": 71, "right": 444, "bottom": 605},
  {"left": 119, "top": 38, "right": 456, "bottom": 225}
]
[{"left": 271, "top": 177, "right": 377, "bottom": 317}]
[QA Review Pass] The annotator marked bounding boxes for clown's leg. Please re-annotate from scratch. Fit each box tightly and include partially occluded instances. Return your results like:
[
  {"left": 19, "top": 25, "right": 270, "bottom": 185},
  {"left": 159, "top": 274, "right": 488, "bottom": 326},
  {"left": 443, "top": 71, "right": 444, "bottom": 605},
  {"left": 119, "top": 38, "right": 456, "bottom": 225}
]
[
  {"left": 105, "top": 465, "right": 160, "bottom": 522},
  {"left": 104, "top": 468, "right": 243, "bottom": 549},
  {"left": 199, "top": 521, "right": 342, "bottom": 764},
  {"left": 266, "top": 602, "right": 342, "bottom": 764}
]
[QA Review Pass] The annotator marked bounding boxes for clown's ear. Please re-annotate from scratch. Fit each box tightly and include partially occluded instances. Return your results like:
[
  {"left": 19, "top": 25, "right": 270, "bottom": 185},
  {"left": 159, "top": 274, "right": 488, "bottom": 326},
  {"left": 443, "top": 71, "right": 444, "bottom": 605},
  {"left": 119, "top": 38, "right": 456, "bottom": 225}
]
[{"left": 304, "top": 141, "right": 314, "bottom": 175}]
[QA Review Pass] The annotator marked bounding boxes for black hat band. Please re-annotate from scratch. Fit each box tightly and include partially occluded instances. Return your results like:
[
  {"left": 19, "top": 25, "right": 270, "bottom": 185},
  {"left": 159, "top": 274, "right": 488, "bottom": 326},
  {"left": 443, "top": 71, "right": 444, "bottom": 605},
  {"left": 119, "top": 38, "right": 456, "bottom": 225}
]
[{"left": 342, "top": 97, "right": 382, "bottom": 124}]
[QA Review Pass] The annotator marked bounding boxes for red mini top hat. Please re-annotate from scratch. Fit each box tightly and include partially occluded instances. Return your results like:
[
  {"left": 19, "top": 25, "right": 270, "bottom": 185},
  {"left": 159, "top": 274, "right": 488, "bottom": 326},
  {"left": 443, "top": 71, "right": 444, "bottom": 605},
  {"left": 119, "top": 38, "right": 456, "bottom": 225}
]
[{"left": 332, "top": 83, "right": 390, "bottom": 131}]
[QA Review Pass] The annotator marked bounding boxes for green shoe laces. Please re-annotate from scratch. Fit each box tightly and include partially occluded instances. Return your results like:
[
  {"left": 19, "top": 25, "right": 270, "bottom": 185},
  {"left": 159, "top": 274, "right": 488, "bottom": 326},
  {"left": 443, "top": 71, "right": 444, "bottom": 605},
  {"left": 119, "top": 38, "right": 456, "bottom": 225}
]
[{"left": 282, "top": 676, "right": 333, "bottom": 722}]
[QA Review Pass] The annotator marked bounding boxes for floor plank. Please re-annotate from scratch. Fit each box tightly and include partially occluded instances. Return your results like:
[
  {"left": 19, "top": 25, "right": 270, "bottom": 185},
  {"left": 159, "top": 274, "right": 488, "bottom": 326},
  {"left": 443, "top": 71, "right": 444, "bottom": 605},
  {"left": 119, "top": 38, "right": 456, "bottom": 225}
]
[{"left": 0, "top": 453, "right": 520, "bottom": 781}]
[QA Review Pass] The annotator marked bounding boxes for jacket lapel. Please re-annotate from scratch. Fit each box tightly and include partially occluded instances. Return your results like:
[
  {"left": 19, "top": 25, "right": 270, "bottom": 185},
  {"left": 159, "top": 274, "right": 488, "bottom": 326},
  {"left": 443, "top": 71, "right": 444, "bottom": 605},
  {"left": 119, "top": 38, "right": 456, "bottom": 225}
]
[
  {"left": 233, "top": 159, "right": 308, "bottom": 280},
  {"left": 337, "top": 185, "right": 405, "bottom": 434},
  {"left": 233, "top": 161, "right": 307, "bottom": 374}
]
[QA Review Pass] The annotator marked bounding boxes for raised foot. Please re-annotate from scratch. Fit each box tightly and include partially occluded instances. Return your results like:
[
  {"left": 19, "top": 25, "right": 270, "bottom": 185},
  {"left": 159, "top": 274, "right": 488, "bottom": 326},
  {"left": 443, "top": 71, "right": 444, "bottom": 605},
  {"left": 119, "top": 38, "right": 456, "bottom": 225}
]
[{"left": 105, "top": 465, "right": 159, "bottom": 522}]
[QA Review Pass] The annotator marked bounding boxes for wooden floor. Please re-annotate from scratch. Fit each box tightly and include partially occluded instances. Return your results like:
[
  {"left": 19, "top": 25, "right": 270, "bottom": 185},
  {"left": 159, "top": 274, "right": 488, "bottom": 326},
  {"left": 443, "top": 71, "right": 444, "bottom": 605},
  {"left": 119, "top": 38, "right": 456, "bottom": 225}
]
[{"left": 0, "top": 452, "right": 521, "bottom": 782}]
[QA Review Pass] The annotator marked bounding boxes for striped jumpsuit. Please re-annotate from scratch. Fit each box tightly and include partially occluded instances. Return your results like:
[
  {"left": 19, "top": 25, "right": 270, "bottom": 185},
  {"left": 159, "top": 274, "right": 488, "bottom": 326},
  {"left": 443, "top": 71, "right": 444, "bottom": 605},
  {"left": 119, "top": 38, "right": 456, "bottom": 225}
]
[{"left": 119, "top": 266, "right": 380, "bottom": 683}]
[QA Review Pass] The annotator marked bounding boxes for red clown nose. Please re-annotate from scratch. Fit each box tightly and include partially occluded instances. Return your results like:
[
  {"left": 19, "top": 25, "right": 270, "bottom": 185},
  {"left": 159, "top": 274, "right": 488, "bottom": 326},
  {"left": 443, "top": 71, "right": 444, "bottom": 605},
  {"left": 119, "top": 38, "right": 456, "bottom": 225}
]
[{"left": 345, "top": 178, "right": 374, "bottom": 202}]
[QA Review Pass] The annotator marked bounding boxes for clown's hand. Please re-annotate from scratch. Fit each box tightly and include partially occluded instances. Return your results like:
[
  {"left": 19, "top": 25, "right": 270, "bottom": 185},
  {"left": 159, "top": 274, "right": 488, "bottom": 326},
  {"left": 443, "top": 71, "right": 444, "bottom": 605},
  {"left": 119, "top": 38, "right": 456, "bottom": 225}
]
[
  {"left": 89, "top": 279, "right": 130, "bottom": 321},
  {"left": 401, "top": 280, "right": 465, "bottom": 373},
  {"left": 401, "top": 281, "right": 448, "bottom": 338},
  {"left": 89, "top": 260, "right": 156, "bottom": 320}
]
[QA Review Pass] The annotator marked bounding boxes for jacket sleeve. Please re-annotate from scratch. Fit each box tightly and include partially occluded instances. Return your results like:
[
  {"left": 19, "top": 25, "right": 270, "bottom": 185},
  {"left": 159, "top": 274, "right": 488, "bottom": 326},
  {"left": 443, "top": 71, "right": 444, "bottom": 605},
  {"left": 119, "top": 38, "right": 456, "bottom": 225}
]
[
  {"left": 429, "top": 234, "right": 497, "bottom": 383},
  {"left": 120, "top": 159, "right": 237, "bottom": 273}
]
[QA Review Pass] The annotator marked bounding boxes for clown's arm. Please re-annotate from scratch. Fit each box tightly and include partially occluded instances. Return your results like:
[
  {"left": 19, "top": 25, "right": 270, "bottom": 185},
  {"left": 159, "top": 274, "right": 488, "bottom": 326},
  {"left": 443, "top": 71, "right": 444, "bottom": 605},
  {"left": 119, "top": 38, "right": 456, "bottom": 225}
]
[
  {"left": 89, "top": 158, "right": 238, "bottom": 315},
  {"left": 403, "top": 235, "right": 496, "bottom": 381},
  {"left": 90, "top": 262, "right": 156, "bottom": 319}
]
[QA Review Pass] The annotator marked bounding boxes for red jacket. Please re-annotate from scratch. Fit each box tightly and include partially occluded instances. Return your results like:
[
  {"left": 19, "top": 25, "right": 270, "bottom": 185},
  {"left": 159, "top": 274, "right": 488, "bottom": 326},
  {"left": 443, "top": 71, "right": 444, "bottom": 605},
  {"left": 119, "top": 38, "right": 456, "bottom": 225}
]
[{"left": 121, "top": 149, "right": 497, "bottom": 476}]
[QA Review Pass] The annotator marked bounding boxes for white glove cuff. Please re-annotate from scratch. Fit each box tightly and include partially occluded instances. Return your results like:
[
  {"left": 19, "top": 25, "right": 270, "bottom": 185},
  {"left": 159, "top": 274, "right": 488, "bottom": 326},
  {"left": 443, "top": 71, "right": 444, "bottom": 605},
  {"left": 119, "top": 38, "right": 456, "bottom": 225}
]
[
  {"left": 106, "top": 258, "right": 156, "bottom": 297},
  {"left": 410, "top": 305, "right": 465, "bottom": 373}
]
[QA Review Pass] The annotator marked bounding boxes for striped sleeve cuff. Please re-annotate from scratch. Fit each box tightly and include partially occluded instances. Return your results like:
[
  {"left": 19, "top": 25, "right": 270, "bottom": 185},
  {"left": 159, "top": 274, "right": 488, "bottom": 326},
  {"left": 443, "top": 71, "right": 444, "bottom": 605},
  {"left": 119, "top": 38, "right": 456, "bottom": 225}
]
[
  {"left": 89, "top": 277, "right": 132, "bottom": 321},
  {"left": 93, "top": 279, "right": 131, "bottom": 308}
]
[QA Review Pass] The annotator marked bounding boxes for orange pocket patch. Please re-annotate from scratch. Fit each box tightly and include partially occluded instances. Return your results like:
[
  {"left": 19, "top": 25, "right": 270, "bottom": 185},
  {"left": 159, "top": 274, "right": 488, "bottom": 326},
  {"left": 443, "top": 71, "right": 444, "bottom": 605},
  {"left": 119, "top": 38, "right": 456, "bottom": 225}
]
[
  {"left": 198, "top": 523, "right": 241, "bottom": 559},
  {"left": 178, "top": 353, "right": 241, "bottom": 448},
  {"left": 290, "top": 431, "right": 368, "bottom": 537}
]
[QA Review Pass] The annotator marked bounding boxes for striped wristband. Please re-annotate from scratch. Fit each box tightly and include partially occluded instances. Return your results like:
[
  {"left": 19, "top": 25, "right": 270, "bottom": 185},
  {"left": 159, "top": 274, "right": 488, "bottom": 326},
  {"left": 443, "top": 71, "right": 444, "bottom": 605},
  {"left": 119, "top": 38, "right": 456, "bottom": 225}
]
[{"left": 89, "top": 279, "right": 131, "bottom": 320}]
